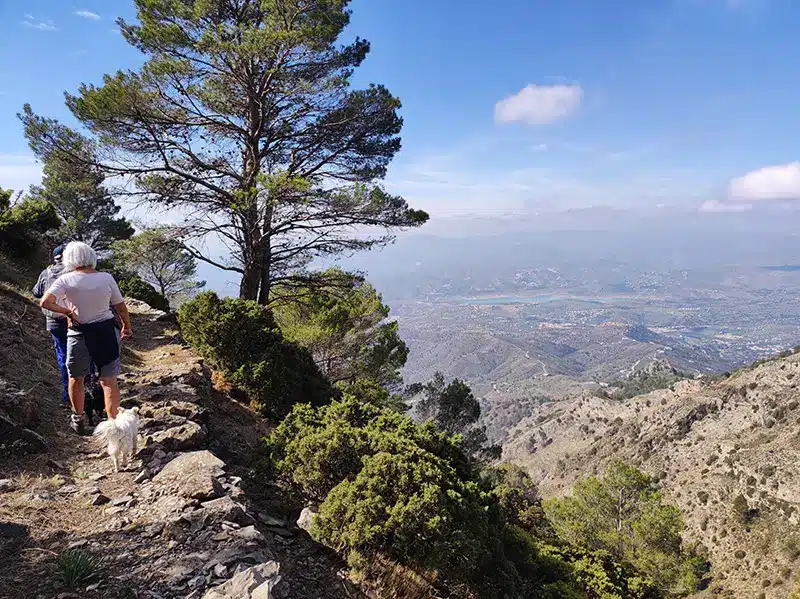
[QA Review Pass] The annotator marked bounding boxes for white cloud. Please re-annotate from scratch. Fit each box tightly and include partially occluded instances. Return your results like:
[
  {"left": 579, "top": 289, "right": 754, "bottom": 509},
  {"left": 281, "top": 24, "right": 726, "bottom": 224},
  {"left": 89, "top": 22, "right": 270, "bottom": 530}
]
[
  {"left": 494, "top": 84, "right": 583, "bottom": 126},
  {"left": 728, "top": 162, "right": 800, "bottom": 202},
  {"left": 22, "top": 16, "right": 57, "bottom": 31},
  {"left": 74, "top": 9, "right": 101, "bottom": 20},
  {"left": 699, "top": 200, "right": 753, "bottom": 213}
]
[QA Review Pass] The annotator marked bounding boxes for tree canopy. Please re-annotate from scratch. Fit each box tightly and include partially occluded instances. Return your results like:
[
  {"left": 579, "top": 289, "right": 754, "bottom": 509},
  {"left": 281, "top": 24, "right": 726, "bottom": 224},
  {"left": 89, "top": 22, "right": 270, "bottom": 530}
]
[
  {"left": 272, "top": 268, "right": 408, "bottom": 389},
  {"left": 21, "top": 0, "right": 428, "bottom": 305},
  {"left": 114, "top": 227, "right": 205, "bottom": 302},
  {"left": 178, "top": 291, "right": 333, "bottom": 417},
  {"left": 268, "top": 395, "right": 580, "bottom": 598},
  {"left": 544, "top": 461, "right": 705, "bottom": 596},
  {"left": 414, "top": 372, "right": 498, "bottom": 459},
  {"left": 0, "top": 188, "right": 59, "bottom": 258},
  {"left": 25, "top": 135, "right": 133, "bottom": 251}
]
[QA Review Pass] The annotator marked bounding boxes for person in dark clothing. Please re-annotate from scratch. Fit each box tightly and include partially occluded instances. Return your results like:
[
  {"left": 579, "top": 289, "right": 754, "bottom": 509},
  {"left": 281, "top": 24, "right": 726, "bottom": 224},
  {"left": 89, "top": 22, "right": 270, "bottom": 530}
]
[{"left": 32, "top": 245, "right": 70, "bottom": 406}]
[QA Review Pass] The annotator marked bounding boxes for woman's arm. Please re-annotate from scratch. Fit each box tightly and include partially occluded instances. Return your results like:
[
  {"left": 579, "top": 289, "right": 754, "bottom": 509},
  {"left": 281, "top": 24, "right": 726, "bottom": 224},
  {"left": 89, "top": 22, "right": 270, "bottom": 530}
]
[
  {"left": 112, "top": 301, "right": 133, "bottom": 338},
  {"left": 40, "top": 293, "right": 75, "bottom": 319}
]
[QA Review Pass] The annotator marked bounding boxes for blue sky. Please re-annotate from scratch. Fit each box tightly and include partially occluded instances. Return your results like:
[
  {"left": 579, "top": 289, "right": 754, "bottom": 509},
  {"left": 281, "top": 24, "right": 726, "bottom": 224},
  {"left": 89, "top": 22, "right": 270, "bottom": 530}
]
[{"left": 2, "top": 0, "right": 800, "bottom": 221}]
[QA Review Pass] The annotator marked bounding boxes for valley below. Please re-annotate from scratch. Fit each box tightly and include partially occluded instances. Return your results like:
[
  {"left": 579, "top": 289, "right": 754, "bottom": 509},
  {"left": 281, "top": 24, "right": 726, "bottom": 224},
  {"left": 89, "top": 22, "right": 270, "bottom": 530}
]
[{"left": 375, "top": 237, "right": 800, "bottom": 598}]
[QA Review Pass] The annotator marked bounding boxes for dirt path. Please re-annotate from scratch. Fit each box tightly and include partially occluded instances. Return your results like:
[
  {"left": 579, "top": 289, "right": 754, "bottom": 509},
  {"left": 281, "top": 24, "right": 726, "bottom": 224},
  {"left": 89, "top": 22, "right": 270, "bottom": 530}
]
[{"left": 0, "top": 294, "right": 366, "bottom": 599}]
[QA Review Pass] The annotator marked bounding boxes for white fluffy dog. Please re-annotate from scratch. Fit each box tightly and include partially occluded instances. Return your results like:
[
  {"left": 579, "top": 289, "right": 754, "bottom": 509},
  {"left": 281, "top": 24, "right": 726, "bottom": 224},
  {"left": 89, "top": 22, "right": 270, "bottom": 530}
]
[{"left": 93, "top": 407, "right": 140, "bottom": 472}]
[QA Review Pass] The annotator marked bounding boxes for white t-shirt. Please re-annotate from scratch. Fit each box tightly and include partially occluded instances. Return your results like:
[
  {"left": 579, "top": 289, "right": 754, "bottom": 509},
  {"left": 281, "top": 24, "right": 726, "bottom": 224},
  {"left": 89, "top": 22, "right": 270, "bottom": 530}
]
[{"left": 47, "top": 271, "right": 124, "bottom": 326}]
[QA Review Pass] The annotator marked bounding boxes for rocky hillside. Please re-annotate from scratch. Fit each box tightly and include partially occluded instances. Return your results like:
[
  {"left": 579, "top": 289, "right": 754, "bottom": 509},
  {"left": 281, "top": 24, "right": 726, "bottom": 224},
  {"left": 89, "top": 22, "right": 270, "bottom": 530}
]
[
  {"left": 0, "top": 285, "right": 367, "bottom": 599},
  {"left": 504, "top": 352, "right": 800, "bottom": 599}
]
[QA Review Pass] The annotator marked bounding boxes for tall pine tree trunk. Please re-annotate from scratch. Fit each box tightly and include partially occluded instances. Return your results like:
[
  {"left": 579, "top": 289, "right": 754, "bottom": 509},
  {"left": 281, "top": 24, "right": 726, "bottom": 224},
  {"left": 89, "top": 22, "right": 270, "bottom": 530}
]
[
  {"left": 238, "top": 205, "right": 262, "bottom": 301},
  {"left": 256, "top": 206, "right": 274, "bottom": 305},
  {"left": 257, "top": 241, "right": 272, "bottom": 305},
  {"left": 240, "top": 257, "right": 262, "bottom": 300}
]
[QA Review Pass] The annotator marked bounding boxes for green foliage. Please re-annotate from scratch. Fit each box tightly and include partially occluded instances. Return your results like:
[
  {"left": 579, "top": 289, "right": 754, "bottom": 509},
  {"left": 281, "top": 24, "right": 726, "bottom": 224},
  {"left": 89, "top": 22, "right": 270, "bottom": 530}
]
[
  {"left": 268, "top": 396, "right": 579, "bottom": 598},
  {"left": 119, "top": 276, "right": 171, "bottom": 312},
  {"left": 601, "top": 362, "right": 688, "bottom": 400},
  {"left": 0, "top": 190, "right": 60, "bottom": 258},
  {"left": 178, "top": 291, "right": 333, "bottom": 417},
  {"left": 335, "top": 378, "right": 409, "bottom": 412},
  {"left": 55, "top": 549, "right": 98, "bottom": 589},
  {"left": 268, "top": 395, "right": 469, "bottom": 501},
  {"left": 419, "top": 373, "right": 480, "bottom": 434},
  {"left": 113, "top": 227, "right": 204, "bottom": 302},
  {"left": 483, "top": 463, "right": 548, "bottom": 533},
  {"left": 544, "top": 461, "right": 704, "bottom": 597},
  {"left": 273, "top": 269, "right": 408, "bottom": 388},
  {"left": 315, "top": 448, "right": 491, "bottom": 576},
  {"left": 24, "top": 127, "right": 134, "bottom": 251},
  {"left": 97, "top": 258, "right": 170, "bottom": 312},
  {"left": 415, "top": 372, "right": 497, "bottom": 458},
  {"left": 21, "top": 0, "right": 428, "bottom": 303},
  {"left": 542, "top": 546, "right": 657, "bottom": 599}
]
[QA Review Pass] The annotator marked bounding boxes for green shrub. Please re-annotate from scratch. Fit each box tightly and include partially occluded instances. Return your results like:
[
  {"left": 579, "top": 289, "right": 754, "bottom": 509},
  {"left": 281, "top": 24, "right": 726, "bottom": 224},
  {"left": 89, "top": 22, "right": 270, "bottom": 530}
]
[
  {"left": 0, "top": 192, "right": 59, "bottom": 258},
  {"left": 268, "top": 395, "right": 469, "bottom": 500},
  {"left": 315, "top": 448, "right": 489, "bottom": 577},
  {"left": 55, "top": 549, "right": 98, "bottom": 588},
  {"left": 542, "top": 545, "right": 660, "bottom": 599},
  {"left": 483, "top": 463, "right": 549, "bottom": 534},
  {"left": 178, "top": 291, "right": 334, "bottom": 417},
  {"left": 97, "top": 258, "right": 170, "bottom": 312},
  {"left": 118, "top": 276, "right": 170, "bottom": 312},
  {"left": 268, "top": 396, "right": 582, "bottom": 598},
  {"left": 272, "top": 268, "right": 409, "bottom": 389}
]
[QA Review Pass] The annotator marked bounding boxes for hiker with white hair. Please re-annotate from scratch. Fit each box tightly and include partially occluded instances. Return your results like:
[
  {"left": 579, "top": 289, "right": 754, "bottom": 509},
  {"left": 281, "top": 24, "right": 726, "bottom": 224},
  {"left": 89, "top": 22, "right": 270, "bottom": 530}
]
[{"left": 39, "top": 241, "right": 133, "bottom": 434}]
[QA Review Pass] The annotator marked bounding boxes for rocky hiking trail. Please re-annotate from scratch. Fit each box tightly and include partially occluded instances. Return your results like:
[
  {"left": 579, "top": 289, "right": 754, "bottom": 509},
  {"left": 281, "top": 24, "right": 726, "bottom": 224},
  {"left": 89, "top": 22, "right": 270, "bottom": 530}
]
[{"left": 0, "top": 294, "right": 366, "bottom": 599}]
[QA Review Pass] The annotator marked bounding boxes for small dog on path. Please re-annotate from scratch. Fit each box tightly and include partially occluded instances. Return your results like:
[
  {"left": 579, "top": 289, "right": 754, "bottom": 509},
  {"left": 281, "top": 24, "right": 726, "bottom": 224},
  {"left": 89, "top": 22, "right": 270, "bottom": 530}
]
[{"left": 93, "top": 407, "right": 139, "bottom": 473}]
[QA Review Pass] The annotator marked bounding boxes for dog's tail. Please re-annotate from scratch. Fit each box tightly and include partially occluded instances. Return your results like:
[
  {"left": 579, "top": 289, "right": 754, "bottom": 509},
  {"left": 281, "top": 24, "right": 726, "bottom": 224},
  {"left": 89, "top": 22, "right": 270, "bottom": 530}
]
[{"left": 93, "top": 417, "right": 119, "bottom": 440}]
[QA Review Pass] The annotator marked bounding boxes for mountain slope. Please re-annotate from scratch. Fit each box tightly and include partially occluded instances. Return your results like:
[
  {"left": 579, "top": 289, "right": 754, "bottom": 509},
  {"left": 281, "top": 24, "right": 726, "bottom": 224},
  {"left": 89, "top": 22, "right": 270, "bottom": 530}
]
[{"left": 504, "top": 353, "right": 800, "bottom": 598}]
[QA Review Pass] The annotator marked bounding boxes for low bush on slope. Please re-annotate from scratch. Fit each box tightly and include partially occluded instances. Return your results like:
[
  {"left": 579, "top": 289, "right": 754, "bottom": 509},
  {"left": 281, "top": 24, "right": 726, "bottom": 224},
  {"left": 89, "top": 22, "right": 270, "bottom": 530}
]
[
  {"left": 267, "top": 395, "right": 705, "bottom": 598},
  {"left": 178, "top": 291, "right": 334, "bottom": 417},
  {"left": 267, "top": 394, "right": 580, "bottom": 598}
]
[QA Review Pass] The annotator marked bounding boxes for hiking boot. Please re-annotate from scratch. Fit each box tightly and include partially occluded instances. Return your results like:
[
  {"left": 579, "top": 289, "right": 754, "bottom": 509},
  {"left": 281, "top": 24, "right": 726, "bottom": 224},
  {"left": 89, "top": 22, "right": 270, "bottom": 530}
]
[{"left": 70, "top": 412, "right": 86, "bottom": 436}]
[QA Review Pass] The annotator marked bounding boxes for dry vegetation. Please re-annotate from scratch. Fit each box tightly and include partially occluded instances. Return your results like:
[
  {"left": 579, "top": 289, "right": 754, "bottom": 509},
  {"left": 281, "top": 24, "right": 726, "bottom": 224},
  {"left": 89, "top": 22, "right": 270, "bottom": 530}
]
[{"left": 504, "top": 352, "right": 800, "bottom": 599}]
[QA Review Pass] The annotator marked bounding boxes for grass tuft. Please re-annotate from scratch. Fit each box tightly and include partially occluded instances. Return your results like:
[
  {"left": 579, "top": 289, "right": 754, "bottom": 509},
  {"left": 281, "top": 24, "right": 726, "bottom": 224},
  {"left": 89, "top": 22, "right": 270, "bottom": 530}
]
[{"left": 55, "top": 549, "right": 98, "bottom": 588}]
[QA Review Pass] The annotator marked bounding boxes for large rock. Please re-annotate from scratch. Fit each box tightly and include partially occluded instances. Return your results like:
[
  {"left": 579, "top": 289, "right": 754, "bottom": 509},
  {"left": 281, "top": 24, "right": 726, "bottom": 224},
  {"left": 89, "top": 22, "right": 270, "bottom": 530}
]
[
  {"left": 296, "top": 506, "right": 318, "bottom": 535},
  {"left": 201, "top": 562, "right": 282, "bottom": 599},
  {"left": 149, "top": 421, "right": 207, "bottom": 451},
  {"left": 139, "top": 401, "right": 208, "bottom": 424},
  {"left": 201, "top": 495, "right": 253, "bottom": 526},
  {"left": 152, "top": 450, "right": 225, "bottom": 500},
  {"left": 124, "top": 298, "right": 168, "bottom": 319}
]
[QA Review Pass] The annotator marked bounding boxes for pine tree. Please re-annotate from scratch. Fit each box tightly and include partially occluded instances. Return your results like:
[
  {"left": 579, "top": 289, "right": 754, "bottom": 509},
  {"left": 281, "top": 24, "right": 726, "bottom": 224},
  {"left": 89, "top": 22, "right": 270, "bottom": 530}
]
[
  {"left": 21, "top": 0, "right": 427, "bottom": 304},
  {"left": 272, "top": 268, "right": 407, "bottom": 388},
  {"left": 24, "top": 121, "right": 133, "bottom": 251},
  {"left": 114, "top": 227, "right": 204, "bottom": 302}
]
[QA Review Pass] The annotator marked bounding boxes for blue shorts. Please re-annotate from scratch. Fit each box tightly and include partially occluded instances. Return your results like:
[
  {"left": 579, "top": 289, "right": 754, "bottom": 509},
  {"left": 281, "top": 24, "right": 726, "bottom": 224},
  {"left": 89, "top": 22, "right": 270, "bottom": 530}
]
[{"left": 66, "top": 330, "right": 121, "bottom": 378}]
